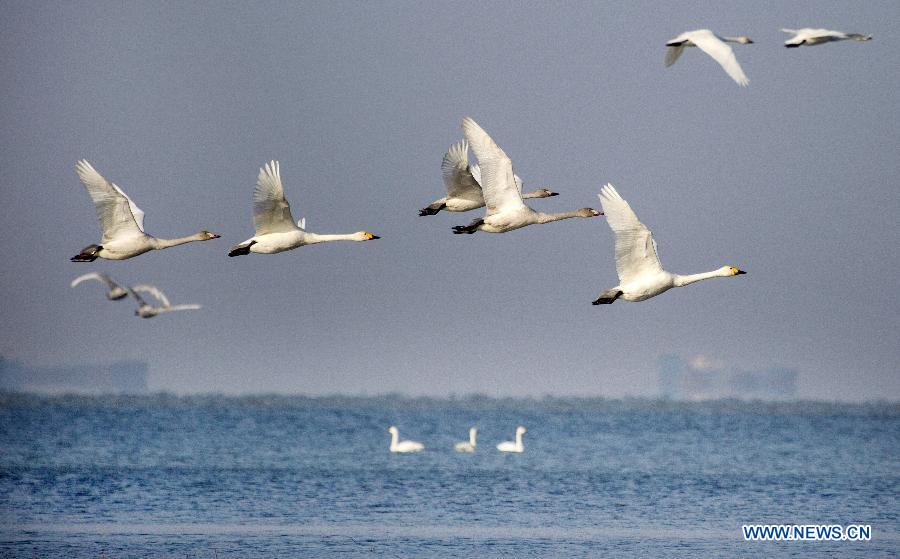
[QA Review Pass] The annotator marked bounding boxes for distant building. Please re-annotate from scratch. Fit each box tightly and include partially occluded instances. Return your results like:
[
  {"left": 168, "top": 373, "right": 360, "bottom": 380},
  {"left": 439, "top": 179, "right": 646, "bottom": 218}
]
[
  {"left": 0, "top": 356, "right": 148, "bottom": 394},
  {"left": 659, "top": 354, "right": 797, "bottom": 401}
]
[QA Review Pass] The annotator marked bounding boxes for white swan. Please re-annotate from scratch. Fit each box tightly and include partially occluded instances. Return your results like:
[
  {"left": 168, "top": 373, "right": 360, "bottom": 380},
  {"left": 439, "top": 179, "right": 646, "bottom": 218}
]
[
  {"left": 452, "top": 118, "right": 601, "bottom": 234},
  {"left": 665, "top": 29, "right": 753, "bottom": 86},
  {"left": 496, "top": 426, "right": 526, "bottom": 453},
  {"left": 782, "top": 28, "right": 872, "bottom": 47},
  {"left": 387, "top": 426, "right": 424, "bottom": 453},
  {"left": 592, "top": 183, "right": 746, "bottom": 305},
  {"left": 228, "top": 161, "right": 380, "bottom": 256},
  {"left": 454, "top": 427, "right": 477, "bottom": 453},
  {"left": 128, "top": 284, "right": 202, "bottom": 318},
  {"left": 71, "top": 160, "right": 220, "bottom": 261},
  {"left": 420, "top": 139, "right": 557, "bottom": 216},
  {"left": 70, "top": 272, "right": 128, "bottom": 300}
]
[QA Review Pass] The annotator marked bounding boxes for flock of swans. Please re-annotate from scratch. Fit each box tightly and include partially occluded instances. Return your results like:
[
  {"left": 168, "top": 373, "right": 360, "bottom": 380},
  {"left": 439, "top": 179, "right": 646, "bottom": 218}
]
[
  {"left": 69, "top": 25, "right": 872, "bottom": 311},
  {"left": 388, "top": 426, "right": 527, "bottom": 454},
  {"left": 665, "top": 27, "right": 871, "bottom": 86},
  {"left": 71, "top": 273, "right": 201, "bottom": 318}
]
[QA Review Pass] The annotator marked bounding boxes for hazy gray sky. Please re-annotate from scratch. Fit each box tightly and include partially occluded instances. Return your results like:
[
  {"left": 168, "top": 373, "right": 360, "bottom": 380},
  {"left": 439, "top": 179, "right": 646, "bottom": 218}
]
[{"left": 1, "top": 1, "right": 897, "bottom": 401}]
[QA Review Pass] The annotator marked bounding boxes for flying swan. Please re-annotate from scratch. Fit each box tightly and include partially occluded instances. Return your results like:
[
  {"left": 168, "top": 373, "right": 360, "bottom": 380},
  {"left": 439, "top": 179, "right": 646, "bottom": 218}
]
[
  {"left": 452, "top": 118, "right": 601, "bottom": 234},
  {"left": 228, "top": 161, "right": 379, "bottom": 256},
  {"left": 70, "top": 272, "right": 128, "bottom": 300},
  {"left": 387, "top": 426, "right": 424, "bottom": 453},
  {"left": 781, "top": 28, "right": 872, "bottom": 47},
  {"left": 454, "top": 427, "right": 478, "bottom": 453},
  {"left": 496, "top": 426, "right": 527, "bottom": 453},
  {"left": 592, "top": 183, "right": 745, "bottom": 305},
  {"left": 128, "top": 284, "right": 202, "bottom": 318},
  {"left": 665, "top": 29, "right": 753, "bottom": 86},
  {"left": 71, "top": 160, "right": 220, "bottom": 261},
  {"left": 419, "top": 139, "right": 557, "bottom": 216}
]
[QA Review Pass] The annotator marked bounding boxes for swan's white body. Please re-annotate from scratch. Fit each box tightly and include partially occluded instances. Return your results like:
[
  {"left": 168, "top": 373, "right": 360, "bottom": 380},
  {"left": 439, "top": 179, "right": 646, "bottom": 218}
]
[
  {"left": 497, "top": 426, "right": 526, "bottom": 453},
  {"left": 228, "top": 161, "right": 379, "bottom": 256},
  {"left": 782, "top": 28, "right": 872, "bottom": 47},
  {"left": 592, "top": 184, "right": 745, "bottom": 305},
  {"left": 70, "top": 272, "right": 128, "bottom": 300},
  {"left": 388, "top": 426, "right": 424, "bottom": 453},
  {"left": 420, "top": 140, "right": 557, "bottom": 215},
  {"left": 71, "top": 160, "right": 219, "bottom": 261},
  {"left": 452, "top": 118, "right": 601, "bottom": 234},
  {"left": 128, "top": 284, "right": 202, "bottom": 318},
  {"left": 454, "top": 427, "right": 478, "bottom": 453},
  {"left": 665, "top": 29, "right": 753, "bottom": 86}
]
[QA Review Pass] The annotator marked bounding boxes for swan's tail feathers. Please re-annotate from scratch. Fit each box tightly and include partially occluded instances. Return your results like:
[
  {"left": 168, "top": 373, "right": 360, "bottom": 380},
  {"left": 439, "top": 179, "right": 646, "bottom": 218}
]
[
  {"left": 419, "top": 202, "right": 446, "bottom": 216},
  {"left": 452, "top": 218, "right": 483, "bottom": 235},
  {"left": 592, "top": 289, "right": 622, "bottom": 305},
  {"left": 228, "top": 240, "right": 256, "bottom": 257},
  {"left": 71, "top": 245, "right": 102, "bottom": 262}
]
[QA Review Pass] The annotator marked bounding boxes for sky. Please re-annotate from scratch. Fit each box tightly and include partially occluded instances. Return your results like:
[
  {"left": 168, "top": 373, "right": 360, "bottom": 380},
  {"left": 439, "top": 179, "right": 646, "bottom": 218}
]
[{"left": 1, "top": 1, "right": 897, "bottom": 401}]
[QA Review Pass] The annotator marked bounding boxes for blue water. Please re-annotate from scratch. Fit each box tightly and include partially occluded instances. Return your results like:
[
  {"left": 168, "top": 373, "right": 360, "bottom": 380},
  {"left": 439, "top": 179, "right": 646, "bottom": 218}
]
[{"left": 1, "top": 394, "right": 898, "bottom": 557}]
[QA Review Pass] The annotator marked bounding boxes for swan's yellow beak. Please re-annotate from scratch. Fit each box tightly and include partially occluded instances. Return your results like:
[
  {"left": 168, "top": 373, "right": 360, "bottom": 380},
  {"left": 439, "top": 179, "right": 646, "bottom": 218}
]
[
  {"left": 364, "top": 232, "right": 380, "bottom": 240},
  {"left": 731, "top": 267, "right": 746, "bottom": 275}
]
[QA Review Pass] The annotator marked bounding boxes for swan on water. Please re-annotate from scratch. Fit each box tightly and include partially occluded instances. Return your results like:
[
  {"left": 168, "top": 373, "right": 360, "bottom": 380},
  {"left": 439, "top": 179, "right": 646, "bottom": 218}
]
[
  {"left": 128, "top": 284, "right": 202, "bottom": 318},
  {"left": 228, "top": 161, "right": 379, "bottom": 256},
  {"left": 592, "top": 183, "right": 745, "bottom": 305},
  {"left": 71, "top": 160, "right": 220, "bottom": 261},
  {"left": 452, "top": 118, "right": 601, "bottom": 234},
  {"left": 454, "top": 427, "right": 478, "bottom": 453},
  {"left": 70, "top": 272, "right": 128, "bottom": 300},
  {"left": 388, "top": 426, "right": 424, "bottom": 453},
  {"left": 497, "top": 426, "right": 527, "bottom": 453},
  {"left": 665, "top": 29, "right": 753, "bottom": 86},
  {"left": 782, "top": 28, "right": 872, "bottom": 47},
  {"left": 420, "top": 139, "right": 557, "bottom": 216}
]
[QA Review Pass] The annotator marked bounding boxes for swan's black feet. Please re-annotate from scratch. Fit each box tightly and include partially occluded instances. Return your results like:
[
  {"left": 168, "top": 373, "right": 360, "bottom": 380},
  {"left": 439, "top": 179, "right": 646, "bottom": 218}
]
[
  {"left": 228, "top": 241, "right": 255, "bottom": 257},
  {"left": 452, "top": 218, "right": 482, "bottom": 234},
  {"left": 419, "top": 203, "right": 445, "bottom": 216},
  {"left": 592, "top": 290, "right": 622, "bottom": 305},
  {"left": 71, "top": 245, "right": 101, "bottom": 262}
]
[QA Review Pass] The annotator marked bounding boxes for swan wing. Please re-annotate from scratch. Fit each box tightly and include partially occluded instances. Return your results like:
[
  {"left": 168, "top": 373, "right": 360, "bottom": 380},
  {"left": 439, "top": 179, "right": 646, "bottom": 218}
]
[
  {"left": 441, "top": 140, "right": 483, "bottom": 202},
  {"left": 131, "top": 284, "right": 171, "bottom": 307},
  {"left": 166, "top": 304, "right": 202, "bottom": 312},
  {"left": 665, "top": 44, "right": 685, "bottom": 67},
  {"left": 71, "top": 272, "right": 111, "bottom": 288},
  {"left": 461, "top": 117, "right": 526, "bottom": 215},
  {"left": 75, "top": 160, "right": 146, "bottom": 242},
  {"left": 598, "top": 184, "right": 663, "bottom": 283},
  {"left": 253, "top": 160, "right": 299, "bottom": 236},
  {"left": 687, "top": 30, "right": 749, "bottom": 86}
]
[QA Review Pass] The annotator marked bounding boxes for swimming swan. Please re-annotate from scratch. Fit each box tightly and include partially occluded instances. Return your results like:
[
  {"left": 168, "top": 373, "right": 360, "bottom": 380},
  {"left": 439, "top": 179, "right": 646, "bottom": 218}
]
[
  {"left": 228, "top": 161, "right": 380, "bottom": 256},
  {"left": 420, "top": 139, "right": 557, "bottom": 216},
  {"left": 128, "top": 284, "right": 202, "bottom": 318},
  {"left": 452, "top": 118, "right": 601, "bottom": 234},
  {"left": 782, "top": 28, "right": 872, "bottom": 47},
  {"left": 496, "top": 426, "right": 526, "bottom": 453},
  {"left": 387, "top": 426, "right": 424, "bottom": 453},
  {"left": 71, "top": 160, "right": 220, "bottom": 261},
  {"left": 70, "top": 272, "right": 128, "bottom": 300},
  {"left": 454, "top": 427, "right": 478, "bottom": 453},
  {"left": 665, "top": 29, "right": 753, "bottom": 87},
  {"left": 592, "top": 183, "right": 746, "bottom": 305}
]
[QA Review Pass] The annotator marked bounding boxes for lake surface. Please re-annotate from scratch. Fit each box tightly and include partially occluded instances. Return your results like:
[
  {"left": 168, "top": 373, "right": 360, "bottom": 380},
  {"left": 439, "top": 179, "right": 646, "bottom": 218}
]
[{"left": 1, "top": 394, "right": 898, "bottom": 557}]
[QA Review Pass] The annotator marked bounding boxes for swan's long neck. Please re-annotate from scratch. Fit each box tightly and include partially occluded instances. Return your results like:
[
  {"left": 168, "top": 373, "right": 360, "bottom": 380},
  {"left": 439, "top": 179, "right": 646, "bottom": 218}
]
[
  {"left": 536, "top": 210, "right": 586, "bottom": 224},
  {"left": 303, "top": 233, "right": 361, "bottom": 244},
  {"left": 515, "top": 431, "right": 524, "bottom": 449},
  {"left": 470, "top": 429, "right": 477, "bottom": 446},
  {"left": 673, "top": 269, "right": 729, "bottom": 287},
  {"left": 152, "top": 233, "right": 207, "bottom": 249},
  {"left": 390, "top": 430, "right": 399, "bottom": 449}
]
